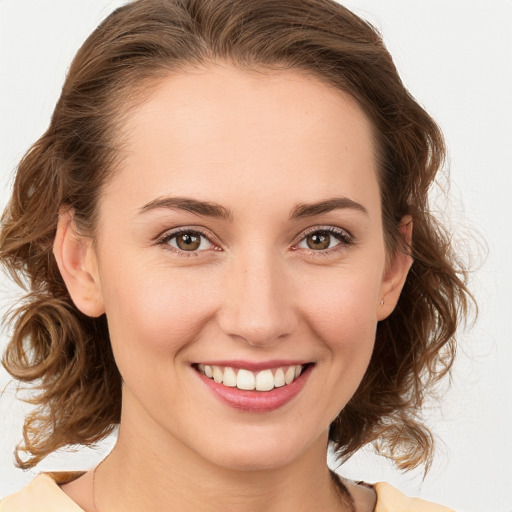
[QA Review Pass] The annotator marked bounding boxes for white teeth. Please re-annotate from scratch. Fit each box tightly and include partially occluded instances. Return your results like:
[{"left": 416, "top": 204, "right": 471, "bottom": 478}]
[
  {"left": 212, "top": 366, "right": 223, "bottom": 383},
  {"left": 255, "top": 369, "right": 275, "bottom": 391},
  {"left": 285, "top": 366, "right": 296, "bottom": 385},
  {"left": 237, "top": 369, "right": 255, "bottom": 390},
  {"left": 197, "top": 364, "right": 307, "bottom": 391},
  {"left": 274, "top": 368, "right": 285, "bottom": 387},
  {"left": 223, "top": 367, "right": 237, "bottom": 387}
]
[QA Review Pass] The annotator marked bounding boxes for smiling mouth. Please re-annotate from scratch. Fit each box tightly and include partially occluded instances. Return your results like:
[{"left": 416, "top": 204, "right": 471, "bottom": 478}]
[{"left": 195, "top": 363, "right": 311, "bottom": 392}]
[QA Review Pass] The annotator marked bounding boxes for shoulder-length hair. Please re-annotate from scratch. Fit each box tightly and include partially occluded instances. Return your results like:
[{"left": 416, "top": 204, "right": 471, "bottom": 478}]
[{"left": 1, "top": 0, "right": 471, "bottom": 470}]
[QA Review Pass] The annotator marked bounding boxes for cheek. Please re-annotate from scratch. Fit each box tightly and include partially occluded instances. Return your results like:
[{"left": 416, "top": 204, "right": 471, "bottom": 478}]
[
  {"left": 298, "top": 268, "right": 381, "bottom": 395},
  {"left": 99, "top": 260, "right": 222, "bottom": 363},
  {"left": 299, "top": 266, "right": 382, "bottom": 338}
]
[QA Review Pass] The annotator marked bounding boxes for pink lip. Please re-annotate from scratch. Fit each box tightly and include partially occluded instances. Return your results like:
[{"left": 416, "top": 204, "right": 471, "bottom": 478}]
[{"left": 194, "top": 364, "right": 313, "bottom": 412}]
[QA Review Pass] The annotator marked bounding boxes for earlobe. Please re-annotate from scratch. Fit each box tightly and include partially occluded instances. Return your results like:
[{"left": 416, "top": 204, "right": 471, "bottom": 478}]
[
  {"left": 53, "top": 209, "right": 105, "bottom": 318},
  {"left": 377, "top": 216, "right": 413, "bottom": 321}
]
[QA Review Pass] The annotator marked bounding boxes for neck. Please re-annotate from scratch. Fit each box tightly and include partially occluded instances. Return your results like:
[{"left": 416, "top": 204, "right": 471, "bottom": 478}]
[{"left": 95, "top": 403, "right": 347, "bottom": 512}]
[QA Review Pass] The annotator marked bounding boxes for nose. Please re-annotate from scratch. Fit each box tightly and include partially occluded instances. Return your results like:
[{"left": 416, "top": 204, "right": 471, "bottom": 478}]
[{"left": 217, "top": 249, "right": 297, "bottom": 347}]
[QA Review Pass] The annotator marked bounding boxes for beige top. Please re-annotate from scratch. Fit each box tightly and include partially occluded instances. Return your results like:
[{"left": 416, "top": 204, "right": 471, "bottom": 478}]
[{"left": 0, "top": 473, "right": 455, "bottom": 512}]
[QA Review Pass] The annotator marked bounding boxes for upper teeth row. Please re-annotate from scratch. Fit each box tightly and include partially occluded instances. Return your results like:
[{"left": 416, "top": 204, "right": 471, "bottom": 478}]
[{"left": 197, "top": 364, "right": 304, "bottom": 392}]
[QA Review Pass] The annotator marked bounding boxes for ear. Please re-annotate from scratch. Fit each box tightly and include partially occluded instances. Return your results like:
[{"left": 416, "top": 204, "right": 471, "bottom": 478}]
[
  {"left": 377, "top": 216, "right": 413, "bottom": 321},
  {"left": 53, "top": 209, "right": 105, "bottom": 318}
]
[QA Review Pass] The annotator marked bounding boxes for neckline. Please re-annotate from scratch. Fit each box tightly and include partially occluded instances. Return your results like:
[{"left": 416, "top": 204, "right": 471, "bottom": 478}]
[
  {"left": 46, "top": 471, "right": 87, "bottom": 486},
  {"left": 39, "top": 471, "right": 377, "bottom": 512}
]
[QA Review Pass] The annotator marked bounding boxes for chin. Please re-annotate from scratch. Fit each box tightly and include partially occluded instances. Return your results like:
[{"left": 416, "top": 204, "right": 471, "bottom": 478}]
[
  {"left": 192, "top": 426, "right": 325, "bottom": 473},
  {"left": 209, "top": 448, "right": 301, "bottom": 472}
]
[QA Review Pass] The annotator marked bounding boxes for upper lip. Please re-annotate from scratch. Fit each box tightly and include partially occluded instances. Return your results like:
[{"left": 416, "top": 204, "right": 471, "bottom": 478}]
[{"left": 194, "top": 360, "right": 312, "bottom": 371}]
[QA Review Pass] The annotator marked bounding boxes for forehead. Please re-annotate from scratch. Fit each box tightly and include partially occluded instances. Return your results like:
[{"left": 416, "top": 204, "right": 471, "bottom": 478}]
[{"left": 104, "top": 63, "right": 380, "bottom": 219}]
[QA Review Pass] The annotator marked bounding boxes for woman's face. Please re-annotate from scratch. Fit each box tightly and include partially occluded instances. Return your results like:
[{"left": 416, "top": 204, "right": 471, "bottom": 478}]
[{"left": 73, "top": 64, "right": 408, "bottom": 470}]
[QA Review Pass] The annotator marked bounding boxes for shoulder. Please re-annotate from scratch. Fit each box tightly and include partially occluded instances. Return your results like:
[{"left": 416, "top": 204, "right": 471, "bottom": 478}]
[
  {"left": 0, "top": 473, "right": 85, "bottom": 512},
  {"left": 374, "top": 482, "right": 456, "bottom": 512},
  {"left": 338, "top": 477, "right": 455, "bottom": 512}
]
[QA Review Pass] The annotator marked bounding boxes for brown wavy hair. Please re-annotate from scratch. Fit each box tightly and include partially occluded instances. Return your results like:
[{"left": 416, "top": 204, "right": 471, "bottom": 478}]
[{"left": 1, "top": 0, "right": 472, "bottom": 470}]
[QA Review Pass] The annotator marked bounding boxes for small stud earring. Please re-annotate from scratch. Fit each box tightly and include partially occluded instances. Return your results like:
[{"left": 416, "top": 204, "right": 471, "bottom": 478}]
[{"left": 380, "top": 298, "right": 385, "bottom": 306}]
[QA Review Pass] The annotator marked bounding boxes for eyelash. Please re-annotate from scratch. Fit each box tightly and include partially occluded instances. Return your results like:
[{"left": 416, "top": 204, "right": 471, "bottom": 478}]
[
  {"left": 155, "top": 226, "right": 355, "bottom": 258},
  {"left": 156, "top": 228, "right": 219, "bottom": 257},
  {"left": 292, "top": 226, "right": 355, "bottom": 257}
]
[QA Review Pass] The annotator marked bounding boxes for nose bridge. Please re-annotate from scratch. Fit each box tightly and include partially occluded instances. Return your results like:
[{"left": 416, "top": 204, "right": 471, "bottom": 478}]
[{"left": 218, "top": 245, "right": 296, "bottom": 346}]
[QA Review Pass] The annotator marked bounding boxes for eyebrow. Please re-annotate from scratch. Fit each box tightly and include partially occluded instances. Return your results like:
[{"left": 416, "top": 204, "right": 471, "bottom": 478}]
[
  {"left": 138, "top": 195, "right": 367, "bottom": 221},
  {"left": 290, "top": 197, "right": 368, "bottom": 219},
  {"left": 139, "top": 197, "right": 233, "bottom": 220}
]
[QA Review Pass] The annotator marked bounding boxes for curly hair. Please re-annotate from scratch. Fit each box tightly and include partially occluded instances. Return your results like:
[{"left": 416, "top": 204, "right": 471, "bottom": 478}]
[{"left": 1, "top": 0, "right": 471, "bottom": 470}]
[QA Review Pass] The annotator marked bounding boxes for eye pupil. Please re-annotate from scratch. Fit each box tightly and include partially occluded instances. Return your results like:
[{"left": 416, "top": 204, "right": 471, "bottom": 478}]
[
  {"left": 307, "top": 233, "right": 330, "bottom": 250},
  {"left": 177, "top": 233, "right": 201, "bottom": 251}
]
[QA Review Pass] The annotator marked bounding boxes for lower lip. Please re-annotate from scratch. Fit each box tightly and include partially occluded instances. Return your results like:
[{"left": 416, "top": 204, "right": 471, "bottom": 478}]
[{"left": 195, "top": 365, "right": 313, "bottom": 412}]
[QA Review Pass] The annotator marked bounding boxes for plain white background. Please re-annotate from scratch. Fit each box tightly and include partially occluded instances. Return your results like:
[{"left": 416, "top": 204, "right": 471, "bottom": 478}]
[{"left": 1, "top": 1, "right": 511, "bottom": 510}]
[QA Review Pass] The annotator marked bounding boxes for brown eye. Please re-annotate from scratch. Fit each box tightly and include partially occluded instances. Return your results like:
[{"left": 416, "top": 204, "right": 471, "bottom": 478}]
[
  {"left": 305, "top": 232, "right": 332, "bottom": 250},
  {"left": 165, "top": 231, "right": 213, "bottom": 252},
  {"left": 176, "top": 233, "right": 201, "bottom": 251},
  {"left": 296, "top": 228, "right": 353, "bottom": 252}
]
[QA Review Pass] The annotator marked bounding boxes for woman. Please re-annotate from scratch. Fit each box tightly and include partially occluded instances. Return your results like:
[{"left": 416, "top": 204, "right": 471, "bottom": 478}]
[{"left": 0, "top": 0, "right": 471, "bottom": 510}]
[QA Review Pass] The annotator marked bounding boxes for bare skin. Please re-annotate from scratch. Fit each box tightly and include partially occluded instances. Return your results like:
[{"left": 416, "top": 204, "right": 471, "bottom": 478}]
[
  {"left": 61, "top": 465, "right": 377, "bottom": 512},
  {"left": 56, "top": 63, "right": 410, "bottom": 512}
]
